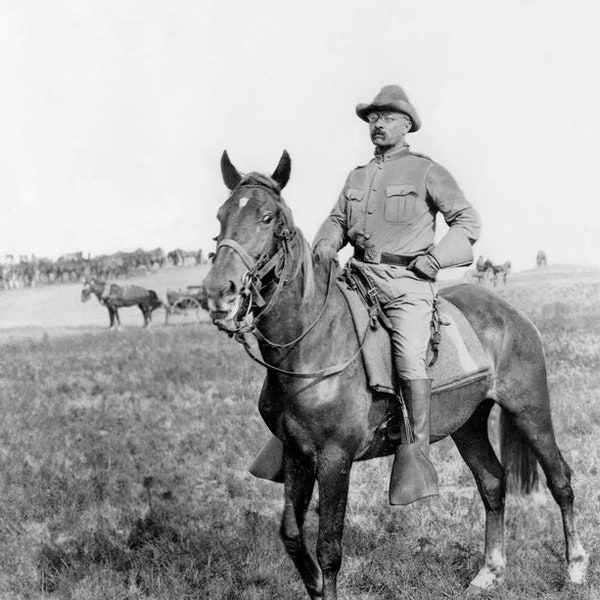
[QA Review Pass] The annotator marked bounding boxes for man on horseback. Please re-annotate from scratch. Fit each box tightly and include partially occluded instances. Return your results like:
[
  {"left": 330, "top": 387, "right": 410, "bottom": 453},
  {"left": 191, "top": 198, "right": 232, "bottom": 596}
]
[{"left": 313, "top": 85, "right": 481, "bottom": 504}]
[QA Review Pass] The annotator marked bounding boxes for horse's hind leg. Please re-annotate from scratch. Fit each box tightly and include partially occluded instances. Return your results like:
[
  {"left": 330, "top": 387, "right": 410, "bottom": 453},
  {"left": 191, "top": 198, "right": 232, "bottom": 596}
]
[
  {"left": 108, "top": 307, "right": 116, "bottom": 329},
  {"left": 451, "top": 400, "right": 507, "bottom": 590},
  {"left": 280, "top": 454, "right": 322, "bottom": 600},
  {"left": 503, "top": 397, "right": 589, "bottom": 584},
  {"left": 139, "top": 304, "right": 149, "bottom": 328}
]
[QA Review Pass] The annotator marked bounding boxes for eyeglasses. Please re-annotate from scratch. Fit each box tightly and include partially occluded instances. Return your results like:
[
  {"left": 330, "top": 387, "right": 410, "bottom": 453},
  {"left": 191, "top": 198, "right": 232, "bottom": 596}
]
[{"left": 367, "top": 112, "right": 402, "bottom": 124}]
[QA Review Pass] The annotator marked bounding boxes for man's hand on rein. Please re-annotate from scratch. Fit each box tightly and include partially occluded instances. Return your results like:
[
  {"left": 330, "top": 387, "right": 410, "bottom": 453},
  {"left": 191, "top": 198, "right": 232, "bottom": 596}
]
[{"left": 312, "top": 240, "right": 338, "bottom": 264}]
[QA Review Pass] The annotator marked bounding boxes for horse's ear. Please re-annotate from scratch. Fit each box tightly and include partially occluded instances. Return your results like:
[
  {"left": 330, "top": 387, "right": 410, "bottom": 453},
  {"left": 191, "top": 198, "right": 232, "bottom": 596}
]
[
  {"left": 272, "top": 150, "right": 291, "bottom": 190},
  {"left": 221, "top": 150, "right": 242, "bottom": 190}
]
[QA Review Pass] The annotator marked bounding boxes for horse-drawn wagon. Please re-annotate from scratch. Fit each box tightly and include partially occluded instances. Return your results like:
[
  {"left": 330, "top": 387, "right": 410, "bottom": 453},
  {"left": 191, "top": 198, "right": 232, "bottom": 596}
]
[{"left": 164, "top": 285, "right": 206, "bottom": 325}]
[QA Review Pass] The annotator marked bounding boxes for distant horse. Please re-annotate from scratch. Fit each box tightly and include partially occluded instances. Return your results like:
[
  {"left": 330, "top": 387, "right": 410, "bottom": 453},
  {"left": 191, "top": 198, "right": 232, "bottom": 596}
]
[
  {"left": 167, "top": 249, "right": 185, "bottom": 267},
  {"left": 537, "top": 250, "right": 547, "bottom": 268},
  {"left": 201, "top": 151, "right": 588, "bottom": 599},
  {"left": 469, "top": 255, "right": 490, "bottom": 284},
  {"left": 81, "top": 279, "right": 164, "bottom": 329},
  {"left": 484, "top": 259, "right": 511, "bottom": 287}
]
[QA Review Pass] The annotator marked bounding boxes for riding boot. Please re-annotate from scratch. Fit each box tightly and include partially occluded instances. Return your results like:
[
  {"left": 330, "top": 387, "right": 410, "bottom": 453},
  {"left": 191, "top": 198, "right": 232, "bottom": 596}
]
[
  {"left": 248, "top": 435, "right": 284, "bottom": 483},
  {"left": 389, "top": 378, "right": 439, "bottom": 505}
]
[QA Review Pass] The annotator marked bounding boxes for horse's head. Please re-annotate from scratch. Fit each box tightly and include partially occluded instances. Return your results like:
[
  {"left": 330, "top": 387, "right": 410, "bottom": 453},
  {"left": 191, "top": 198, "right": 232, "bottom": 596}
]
[
  {"left": 202, "top": 150, "right": 292, "bottom": 329},
  {"left": 81, "top": 279, "right": 94, "bottom": 303},
  {"left": 81, "top": 278, "right": 103, "bottom": 303}
]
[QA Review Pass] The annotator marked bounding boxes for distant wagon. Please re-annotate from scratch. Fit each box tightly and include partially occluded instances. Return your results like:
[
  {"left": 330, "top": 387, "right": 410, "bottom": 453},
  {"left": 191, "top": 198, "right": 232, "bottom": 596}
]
[{"left": 164, "top": 285, "right": 207, "bottom": 325}]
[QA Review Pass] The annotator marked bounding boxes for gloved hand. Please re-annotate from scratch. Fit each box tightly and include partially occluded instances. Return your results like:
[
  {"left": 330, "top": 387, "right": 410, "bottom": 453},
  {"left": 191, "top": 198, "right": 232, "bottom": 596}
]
[
  {"left": 407, "top": 254, "right": 440, "bottom": 280},
  {"left": 312, "top": 239, "right": 338, "bottom": 264}
]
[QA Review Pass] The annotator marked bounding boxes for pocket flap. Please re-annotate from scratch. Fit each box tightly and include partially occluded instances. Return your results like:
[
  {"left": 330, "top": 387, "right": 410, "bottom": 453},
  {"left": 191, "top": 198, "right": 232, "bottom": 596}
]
[
  {"left": 346, "top": 187, "right": 365, "bottom": 201},
  {"left": 386, "top": 184, "right": 417, "bottom": 197}
]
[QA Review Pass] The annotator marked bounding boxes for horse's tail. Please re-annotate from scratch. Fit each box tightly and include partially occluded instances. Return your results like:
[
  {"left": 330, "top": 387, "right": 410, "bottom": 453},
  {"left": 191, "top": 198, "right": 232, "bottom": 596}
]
[{"left": 499, "top": 409, "right": 540, "bottom": 496}]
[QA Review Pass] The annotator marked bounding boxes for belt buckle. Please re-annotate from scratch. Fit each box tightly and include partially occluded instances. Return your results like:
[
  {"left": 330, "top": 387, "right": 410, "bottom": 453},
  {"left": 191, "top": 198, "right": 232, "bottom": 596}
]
[{"left": 363, "top": 248, "right": 381, "bottom": 264}]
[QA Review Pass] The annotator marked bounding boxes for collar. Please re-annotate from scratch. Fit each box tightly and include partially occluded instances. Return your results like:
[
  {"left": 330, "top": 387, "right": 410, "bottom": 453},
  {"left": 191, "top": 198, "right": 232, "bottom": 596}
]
[{"left": 374, "top": 144, "right": 410, "bottom": 162}]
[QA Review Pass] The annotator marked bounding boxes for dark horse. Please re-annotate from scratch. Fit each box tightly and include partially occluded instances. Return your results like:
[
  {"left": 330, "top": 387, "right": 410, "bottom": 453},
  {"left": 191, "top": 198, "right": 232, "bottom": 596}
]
[
  {"left": 202, "top": 151, "right": 588, "bottom": 599},
  {"left": 81, "top": 278, "right": 164, "bottom": 329}
]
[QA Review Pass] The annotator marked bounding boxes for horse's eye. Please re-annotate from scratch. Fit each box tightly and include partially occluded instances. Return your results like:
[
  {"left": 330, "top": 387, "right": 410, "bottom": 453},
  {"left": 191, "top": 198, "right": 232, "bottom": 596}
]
[{"left": 261, "top": 213, "right": 274, "bottom": 224}]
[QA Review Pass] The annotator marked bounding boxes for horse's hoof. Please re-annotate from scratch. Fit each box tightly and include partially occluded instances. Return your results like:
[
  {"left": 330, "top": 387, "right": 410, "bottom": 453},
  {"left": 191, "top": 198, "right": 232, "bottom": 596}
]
[
  {"left": 467, "top": 565, "right": 504, "bottom": 591},
  {"left": 567, "top": 551, "right": 589, "bottom": 585}
]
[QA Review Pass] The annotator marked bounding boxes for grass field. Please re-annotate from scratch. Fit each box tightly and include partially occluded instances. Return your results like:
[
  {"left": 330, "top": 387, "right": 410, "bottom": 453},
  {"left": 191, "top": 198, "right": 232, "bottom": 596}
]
[{"left": 0, "top": 265, "right": 598, "bottom": 599}]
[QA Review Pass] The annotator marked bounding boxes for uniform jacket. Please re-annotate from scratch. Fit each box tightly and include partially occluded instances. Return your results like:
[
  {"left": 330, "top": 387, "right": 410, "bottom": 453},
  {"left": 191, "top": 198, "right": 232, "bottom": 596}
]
[{"left": 314, "top": 146, "right": 481, "bottom": 268}]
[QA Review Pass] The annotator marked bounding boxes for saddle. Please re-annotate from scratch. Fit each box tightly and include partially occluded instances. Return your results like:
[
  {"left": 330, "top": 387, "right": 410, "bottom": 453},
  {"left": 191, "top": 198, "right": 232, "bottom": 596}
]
[{"left": 338, "top": 263, "right": 491, "bottom": 395}]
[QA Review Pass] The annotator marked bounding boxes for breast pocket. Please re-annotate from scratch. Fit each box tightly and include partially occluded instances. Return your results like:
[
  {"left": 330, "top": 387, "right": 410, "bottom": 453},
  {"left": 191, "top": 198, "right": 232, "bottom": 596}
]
[
  {"left": 345, "top": 187, "right": 365, "bottom": 224},
  {"left": 384, "top": 183, "right": 418, "bottom": 224}
]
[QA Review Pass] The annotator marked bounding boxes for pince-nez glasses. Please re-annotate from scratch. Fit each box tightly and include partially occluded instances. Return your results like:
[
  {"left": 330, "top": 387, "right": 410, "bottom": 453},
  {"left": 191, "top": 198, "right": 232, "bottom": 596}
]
[{"left": 367, "top": 112, "right": 401, "bottom": 124}]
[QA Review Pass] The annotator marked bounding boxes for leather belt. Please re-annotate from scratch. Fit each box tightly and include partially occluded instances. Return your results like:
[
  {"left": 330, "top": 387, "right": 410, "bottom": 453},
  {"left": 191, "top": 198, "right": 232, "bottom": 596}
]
[{"left": 353, "top": 247, "right": 414, "bottom": 266}]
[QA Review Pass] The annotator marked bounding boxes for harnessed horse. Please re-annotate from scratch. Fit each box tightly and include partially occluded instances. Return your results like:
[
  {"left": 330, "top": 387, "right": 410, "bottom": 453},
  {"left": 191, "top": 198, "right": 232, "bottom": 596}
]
[
  {"left": 202, "top": 151, "right": 588, "bottom": 599},
  {"left": 81, "top": 279, "right": 164, "bottom": 329}
]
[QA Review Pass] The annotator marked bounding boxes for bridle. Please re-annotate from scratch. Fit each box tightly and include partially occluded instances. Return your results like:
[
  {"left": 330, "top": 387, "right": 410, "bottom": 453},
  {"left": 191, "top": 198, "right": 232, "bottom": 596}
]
[
  {"left": 212, "top": 181, "right": 302, "bottom": 338},
  {"left": 211, "top": 179, "right": 370, "bottom": 378}
]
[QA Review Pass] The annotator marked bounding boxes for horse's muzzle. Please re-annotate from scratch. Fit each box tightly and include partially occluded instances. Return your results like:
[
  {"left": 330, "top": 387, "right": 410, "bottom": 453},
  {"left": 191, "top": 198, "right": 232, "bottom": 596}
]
[
  {"left": 204, "top": 291, "right": 241, "bottom": 328},
  {"left": 203, "top": 270, "right": 244, "bottom": 329}
]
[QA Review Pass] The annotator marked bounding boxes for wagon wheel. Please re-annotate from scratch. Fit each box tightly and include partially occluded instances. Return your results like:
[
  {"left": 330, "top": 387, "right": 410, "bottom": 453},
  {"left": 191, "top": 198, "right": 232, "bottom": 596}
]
[{"left": 167, "top": 297, "right": 202, "bottom": 326}]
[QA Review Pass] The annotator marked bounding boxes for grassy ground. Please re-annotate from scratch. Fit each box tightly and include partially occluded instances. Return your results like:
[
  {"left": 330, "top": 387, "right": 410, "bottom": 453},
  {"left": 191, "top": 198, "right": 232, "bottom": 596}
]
[{"left": 0, "top": 266, "right": 598, "bottom": 599}]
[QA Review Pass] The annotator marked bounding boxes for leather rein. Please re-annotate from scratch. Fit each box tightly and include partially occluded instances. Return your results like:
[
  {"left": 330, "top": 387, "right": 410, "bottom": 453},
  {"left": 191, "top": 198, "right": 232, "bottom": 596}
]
[{"left": 213, "top": 185, "right": 370, "bottom": 379}]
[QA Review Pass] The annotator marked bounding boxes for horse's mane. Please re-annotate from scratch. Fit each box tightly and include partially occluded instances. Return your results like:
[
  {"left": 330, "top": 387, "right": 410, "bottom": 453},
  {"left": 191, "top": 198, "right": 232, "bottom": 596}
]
[{"left": 292, "top": 229, "right": 316, "bottom": 309}]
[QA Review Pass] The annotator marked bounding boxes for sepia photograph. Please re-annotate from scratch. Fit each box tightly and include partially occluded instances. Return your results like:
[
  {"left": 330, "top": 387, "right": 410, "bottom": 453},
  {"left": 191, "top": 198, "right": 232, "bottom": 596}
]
[{"left": 0, "top": 1, "right": 598, "bottom": 598}]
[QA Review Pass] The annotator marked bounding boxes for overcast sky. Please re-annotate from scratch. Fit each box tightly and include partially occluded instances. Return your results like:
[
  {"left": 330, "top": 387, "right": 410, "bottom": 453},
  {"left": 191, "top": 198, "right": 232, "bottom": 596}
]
[{"left": 1, "top": 0, "right": 598, "bottom": 270}]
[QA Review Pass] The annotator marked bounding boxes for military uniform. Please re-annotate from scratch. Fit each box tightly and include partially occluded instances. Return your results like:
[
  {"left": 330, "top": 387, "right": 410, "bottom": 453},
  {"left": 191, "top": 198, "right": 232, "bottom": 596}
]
[{"left": 313, "top": 145, "right": 481, "bottom": 378}]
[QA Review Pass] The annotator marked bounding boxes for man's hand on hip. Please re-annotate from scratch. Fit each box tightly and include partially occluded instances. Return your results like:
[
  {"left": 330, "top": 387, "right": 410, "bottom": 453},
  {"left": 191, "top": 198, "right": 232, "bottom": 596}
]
[
  {"left": 312, "top": 240, "right": 338, "bottom": 264},
  {"left": 408, "top": 254, "right": 440, "bottom": 280}
]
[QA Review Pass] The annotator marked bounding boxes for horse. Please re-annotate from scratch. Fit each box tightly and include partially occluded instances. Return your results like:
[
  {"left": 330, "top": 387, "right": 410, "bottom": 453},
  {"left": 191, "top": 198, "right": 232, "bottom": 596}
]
[
  {"left": 81, "top": 278, "right": 164, "bottom": 329},
  {"left": 167, "top": 249, "right": 185, "bottom": 267},
  {"left": 484, "top": 258, "right": 511, "bottom": 287},
  {"left": 468, "top": 255, "right": 490, "bottom": 284},
  {"left": 201, "top": 151, "right": 588, "bottom": 599},
  {"left": 537, "top": 249, "right": 547, "bottom": 268}
]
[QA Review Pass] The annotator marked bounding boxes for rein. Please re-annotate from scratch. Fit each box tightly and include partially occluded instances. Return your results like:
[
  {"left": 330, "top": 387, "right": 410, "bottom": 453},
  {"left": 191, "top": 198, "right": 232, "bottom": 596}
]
[{"left": 235, "top": 321, "right": 370, "bottom": 379}]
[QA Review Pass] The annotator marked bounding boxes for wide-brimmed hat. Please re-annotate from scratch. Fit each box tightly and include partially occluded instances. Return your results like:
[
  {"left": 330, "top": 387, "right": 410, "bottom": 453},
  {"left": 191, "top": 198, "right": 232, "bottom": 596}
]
[{"left": 355, "top": 85, "right": 421, "bottom": 132}]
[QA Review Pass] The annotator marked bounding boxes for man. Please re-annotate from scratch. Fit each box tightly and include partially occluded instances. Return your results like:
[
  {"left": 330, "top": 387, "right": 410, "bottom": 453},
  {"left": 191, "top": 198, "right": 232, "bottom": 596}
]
[{"left": 313, "top": 85, "right": 481, "bottom": 505}]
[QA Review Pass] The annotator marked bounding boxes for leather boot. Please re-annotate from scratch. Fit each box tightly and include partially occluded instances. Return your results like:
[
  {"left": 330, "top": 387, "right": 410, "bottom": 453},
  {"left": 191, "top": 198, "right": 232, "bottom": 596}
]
[
  {"left": 389, "top": 378, "right": 439, "bottom": 505},
  {"left": 248, "top": 435, "right": 284, "bottom": 483}
]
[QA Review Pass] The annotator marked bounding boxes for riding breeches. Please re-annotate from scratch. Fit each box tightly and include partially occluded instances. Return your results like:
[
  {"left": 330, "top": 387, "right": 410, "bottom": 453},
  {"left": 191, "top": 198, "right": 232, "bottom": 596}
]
[{"left": 352, "top": 260, "right": 437, "bottom": 380}]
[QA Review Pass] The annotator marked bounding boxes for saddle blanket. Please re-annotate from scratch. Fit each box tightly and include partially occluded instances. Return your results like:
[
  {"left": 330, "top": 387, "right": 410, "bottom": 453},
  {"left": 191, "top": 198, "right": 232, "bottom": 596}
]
[{"left": 338, "top": 282, "right": 491, "bottom": 395}]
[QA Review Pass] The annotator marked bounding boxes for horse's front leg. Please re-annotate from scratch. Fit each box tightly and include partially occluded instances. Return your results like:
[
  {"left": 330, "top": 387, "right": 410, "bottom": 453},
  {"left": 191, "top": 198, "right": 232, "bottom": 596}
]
[
  {"left": 281, "top": 454, "right": 322, "bottom": 599},
  {"left": 316, "top": 446, "right": 352, "bottom": 600},
  {"left": 108, "top": 307, "right": 115, "bottom": 329},
  {"left": 139, "top": 304, "right": 149, "bottom": 328}
]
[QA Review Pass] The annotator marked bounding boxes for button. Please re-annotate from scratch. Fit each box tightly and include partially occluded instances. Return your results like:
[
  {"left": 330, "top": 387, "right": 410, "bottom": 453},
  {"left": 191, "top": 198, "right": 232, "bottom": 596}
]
[
  {"left": 364, "top": 233, "right": 371, "bottom": 240},
  {"left": 372, "top": 188, "right": 377, "bottom": 191},
  {"left": 367, "top": 209, "right": 374, "bottom": 214}
]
